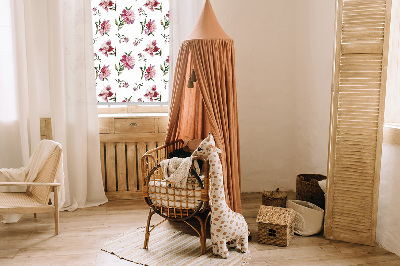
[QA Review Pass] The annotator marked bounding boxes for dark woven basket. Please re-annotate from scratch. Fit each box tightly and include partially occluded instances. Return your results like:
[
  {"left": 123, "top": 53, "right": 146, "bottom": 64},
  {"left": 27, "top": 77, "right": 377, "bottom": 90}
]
[
  {"left": 262, "top": 188, "right": 287, "bottom": 208},
  {"left": 296, "top": 174, "right": 326, "bottom": 210}
]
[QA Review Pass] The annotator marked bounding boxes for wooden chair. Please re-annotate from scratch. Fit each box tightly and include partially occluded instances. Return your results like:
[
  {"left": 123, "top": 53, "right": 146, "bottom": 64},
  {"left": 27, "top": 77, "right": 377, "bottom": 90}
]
[
  {"left": 0, "top": 145, "right": 62, "bottom": 234},
  {"left": 141, "top": 140, "right": 210, "bottom": 254}
]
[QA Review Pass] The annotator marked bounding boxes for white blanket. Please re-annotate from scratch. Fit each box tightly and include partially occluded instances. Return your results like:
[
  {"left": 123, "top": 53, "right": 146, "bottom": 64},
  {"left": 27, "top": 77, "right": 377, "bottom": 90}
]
[
  {"left": 159, "top": 157, "right": 199, "bottom": 188},
  {"left": 0, "top": 140, "right": 65, "bottom": 223}
]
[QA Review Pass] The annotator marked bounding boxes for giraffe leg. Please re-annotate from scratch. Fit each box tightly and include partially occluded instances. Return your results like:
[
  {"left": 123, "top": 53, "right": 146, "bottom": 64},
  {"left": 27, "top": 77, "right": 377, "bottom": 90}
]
[
  {"left": 212, "top": 241, "right": 218, "bottom": 255},
  {"left": 227, "top": 239, "right": 237, "bottom": 249},
  {"left": 217, "top": 241, "right": 229, "bottom": 259},
  {"left": 238, "top": 235, "right": 249, "bottom": 253}
]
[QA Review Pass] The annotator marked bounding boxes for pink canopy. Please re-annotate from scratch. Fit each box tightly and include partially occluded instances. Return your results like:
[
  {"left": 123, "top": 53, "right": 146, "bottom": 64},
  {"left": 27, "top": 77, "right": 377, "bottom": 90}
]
[{"left": 166, "top": 0, "right": 242, "bottom": 212}]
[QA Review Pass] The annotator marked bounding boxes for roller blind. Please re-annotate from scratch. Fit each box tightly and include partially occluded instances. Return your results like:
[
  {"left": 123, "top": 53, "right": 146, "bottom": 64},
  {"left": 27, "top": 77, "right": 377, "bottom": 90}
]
[{"left": 325, "top": 0, "right": 392, "bottom": 245}]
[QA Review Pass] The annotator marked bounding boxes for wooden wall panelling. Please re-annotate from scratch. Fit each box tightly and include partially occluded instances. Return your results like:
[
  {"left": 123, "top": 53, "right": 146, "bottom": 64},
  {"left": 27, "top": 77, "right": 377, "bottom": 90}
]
[
  {"left": 325, "top": 0, "right": 392, "bottom": 246},
  {"left": 99, "top": 117, "right": 114, "bottom": 134},
  {"left": 114, "top": 118, "right": 155, "bottom": 134},
  {"left": 137, "top": 142, "right": 147, "bottom": 191},
  {"left": 127, "top": 143, "right": 137, "bottom": 191},
  {"left": 116, "top": 143, "right": 127, "bottom": 192},
  {"left": 100, "top": 143, "right": 106, "bottom": 190},
  {"left": 99, "top": 133, "right": 166, "bottom": 143},
  {"left": 99, "top": 116, "right": 168, "bottom": 200},
  {"left": 105, "top": 142, "right": 117, "bottom": 192},
  {"left": 157, "top": 118, "right": 168, "bottom": 133}
]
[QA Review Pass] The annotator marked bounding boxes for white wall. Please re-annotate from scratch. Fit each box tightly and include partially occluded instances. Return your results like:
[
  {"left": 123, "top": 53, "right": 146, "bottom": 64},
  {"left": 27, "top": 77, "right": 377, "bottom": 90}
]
[
  {"left": 377, "top": 142, "right": 400, "bottom": 256},
  {"left": 211, "top": 0, "right": 335, "bottom": 192},
  {"left": 294, "top": 1, "right": 335, "bottom": 178},
  {"left": 212, "top": 0, "right": 297, "bottom": 192}
]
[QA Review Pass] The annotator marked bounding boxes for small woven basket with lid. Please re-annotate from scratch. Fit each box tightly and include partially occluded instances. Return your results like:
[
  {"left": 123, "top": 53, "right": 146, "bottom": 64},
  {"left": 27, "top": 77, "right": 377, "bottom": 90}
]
[{"left": 262, "top": 188, "right": 287, "bottom": 208}]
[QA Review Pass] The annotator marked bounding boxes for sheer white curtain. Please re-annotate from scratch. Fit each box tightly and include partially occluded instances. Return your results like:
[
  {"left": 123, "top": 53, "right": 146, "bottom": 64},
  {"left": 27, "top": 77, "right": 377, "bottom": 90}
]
[
  {"left": 0, "top": 0, "right": 107, "bottom": 211},
  {"left": 169, "top": 0, "right": 204, "bottom": 100},
  {"left": 0, "top": 0, "right": 24, "bottom": 170}
]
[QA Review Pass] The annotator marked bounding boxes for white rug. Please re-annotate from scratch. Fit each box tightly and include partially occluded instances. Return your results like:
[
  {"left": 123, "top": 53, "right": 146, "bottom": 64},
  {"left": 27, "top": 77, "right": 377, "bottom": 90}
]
[{"left": 102, "top": 226, "right": 250, "bottom": 265}]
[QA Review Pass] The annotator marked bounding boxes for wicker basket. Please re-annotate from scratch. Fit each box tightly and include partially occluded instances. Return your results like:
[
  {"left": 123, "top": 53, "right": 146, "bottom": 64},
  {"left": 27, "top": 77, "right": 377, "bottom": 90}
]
[
  {"left": 296, "top": 174, "right": 326, "bottom": 209},
  {"left": 262, "top": 188, "right": 287, "bottom": 208},
  {"left": 256, "top": 205, "right": 296, "bottom": 247}
]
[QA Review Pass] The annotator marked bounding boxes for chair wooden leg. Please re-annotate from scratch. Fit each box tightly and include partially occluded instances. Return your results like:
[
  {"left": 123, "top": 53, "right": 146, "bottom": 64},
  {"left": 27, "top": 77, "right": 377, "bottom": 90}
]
[
  {"left": 54, "top": 186, "right": 59, "bottom": 235},
  {"left": 194, "top": 213, "right": 210, "bottom": 255},
  {"left": 34, "top": 213, "right": 37, "bottom": 218},
  {"left": 199, "top": 218, "right": 206, "bottom": 255},
  {"left": 144, "top": 209, "right": 155, "bottom": 249}
]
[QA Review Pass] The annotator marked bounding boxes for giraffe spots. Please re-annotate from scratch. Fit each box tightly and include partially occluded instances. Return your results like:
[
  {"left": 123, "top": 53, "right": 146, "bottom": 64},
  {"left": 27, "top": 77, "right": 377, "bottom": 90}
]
[{"left": 199, "top": 135, "right": 248, "bottom": 258}]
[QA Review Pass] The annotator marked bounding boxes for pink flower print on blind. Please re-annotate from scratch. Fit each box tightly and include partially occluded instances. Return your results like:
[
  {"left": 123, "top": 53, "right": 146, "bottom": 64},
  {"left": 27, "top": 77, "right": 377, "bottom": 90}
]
[
  {"left": 99, "top": 40, "right": 115, "bottom": 57},
  {"left": 144, "top": 65, "right": 156, "bottom": 81},
  {"left": 92, "top": 0, "right": 169, "bottom": 103},
  {"left": 144, "top": 40, "right": 160, "bottom": 57},
  {"left": 98, "top": 85, "right": 115, "bottom": 102},
  {"left": 121, "top": 8, "right": 136, "bottom": 24},
  {"left": 97, "top": 20, "right": 111, "bottom": 36},
  {"left": 99, "top": 65, "right": 111, "bottom": 81},
  {"left": 99, "top": 0, "right": 115, "bottom": 11},
  {"left": 144, "top": 85, "right": 160, "bottom": 102},
  {"left": 121, "top": 53, "right": 135, "bottom": 70},
  {"left": 143, "top": 19, "right": 157, "bottom": 36},
  {"left": 144, "top": 0, "right": 161, "bottom": 11}
]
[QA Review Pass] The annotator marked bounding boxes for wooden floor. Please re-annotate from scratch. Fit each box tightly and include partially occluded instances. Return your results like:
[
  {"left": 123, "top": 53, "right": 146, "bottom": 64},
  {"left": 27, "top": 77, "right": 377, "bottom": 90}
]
[{"left": 1, "top": 193, "right": 399, "bottom": 266}]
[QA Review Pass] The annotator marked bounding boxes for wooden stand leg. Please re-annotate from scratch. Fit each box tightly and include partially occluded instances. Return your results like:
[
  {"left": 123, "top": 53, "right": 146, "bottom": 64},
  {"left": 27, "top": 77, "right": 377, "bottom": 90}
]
[
  {"left": 54, "top": 186, "right": 59, "bottom": 235},
  {"left": 34, "top": 213, "right": 37, "bottom": 218},
  {"left": 144, "top": 209, "right": 155, "bottom": 249}
]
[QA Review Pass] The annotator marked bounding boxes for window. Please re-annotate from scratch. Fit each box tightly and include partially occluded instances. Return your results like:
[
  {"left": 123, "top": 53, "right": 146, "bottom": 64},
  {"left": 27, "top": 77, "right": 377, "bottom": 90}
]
[{"left": 92, "top": 0, "right": 170, "bottom": 103}]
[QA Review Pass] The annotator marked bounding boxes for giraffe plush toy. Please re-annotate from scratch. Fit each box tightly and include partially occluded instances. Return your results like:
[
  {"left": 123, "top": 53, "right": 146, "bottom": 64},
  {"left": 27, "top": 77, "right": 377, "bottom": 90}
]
[{"left": 192, "top": 133, "right": 248, "bottom": 258}]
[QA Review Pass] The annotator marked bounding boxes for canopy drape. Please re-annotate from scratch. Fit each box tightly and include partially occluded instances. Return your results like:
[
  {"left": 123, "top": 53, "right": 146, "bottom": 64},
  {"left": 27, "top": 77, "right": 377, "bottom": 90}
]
[{"left": 166, "top": 39, "right": 241, "bottom": 212}]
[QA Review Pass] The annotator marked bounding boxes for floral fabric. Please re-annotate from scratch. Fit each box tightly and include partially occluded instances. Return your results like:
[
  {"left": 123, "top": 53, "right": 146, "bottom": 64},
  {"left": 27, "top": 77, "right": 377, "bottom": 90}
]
[{"left": 92, "top": 0, "right": 169, "bottom": 102}]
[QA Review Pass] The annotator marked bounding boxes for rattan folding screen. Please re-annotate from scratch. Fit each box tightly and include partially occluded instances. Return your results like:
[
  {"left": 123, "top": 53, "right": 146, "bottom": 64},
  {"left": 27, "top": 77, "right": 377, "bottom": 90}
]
[{"left": 325, "top": 0, "right": 392, "bottom": 245}]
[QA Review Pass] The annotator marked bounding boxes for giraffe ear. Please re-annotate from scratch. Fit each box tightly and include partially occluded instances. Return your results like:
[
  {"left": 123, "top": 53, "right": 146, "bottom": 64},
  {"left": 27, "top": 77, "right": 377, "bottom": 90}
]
[{"left": 211, "top": 144, "right": 222, "bottom": 154}]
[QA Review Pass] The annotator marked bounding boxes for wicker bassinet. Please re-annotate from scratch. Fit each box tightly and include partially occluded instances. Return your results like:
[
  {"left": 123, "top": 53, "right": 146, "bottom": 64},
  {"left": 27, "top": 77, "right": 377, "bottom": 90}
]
[{"left": 141, "top": 140, "right": 210, "bottom": 254}]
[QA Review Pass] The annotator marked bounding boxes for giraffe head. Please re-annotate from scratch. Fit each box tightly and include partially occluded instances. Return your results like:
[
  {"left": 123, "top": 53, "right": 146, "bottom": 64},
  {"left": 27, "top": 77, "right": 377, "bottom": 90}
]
[{"left": 192, "top": 133, "right": 222, "bottom": 158}]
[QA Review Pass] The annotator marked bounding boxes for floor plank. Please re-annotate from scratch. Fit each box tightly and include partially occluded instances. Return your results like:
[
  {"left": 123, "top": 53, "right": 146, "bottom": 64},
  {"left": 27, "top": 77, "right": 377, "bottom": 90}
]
[{"left": 0, "top": 192, "right": 398, "bottom": 265}]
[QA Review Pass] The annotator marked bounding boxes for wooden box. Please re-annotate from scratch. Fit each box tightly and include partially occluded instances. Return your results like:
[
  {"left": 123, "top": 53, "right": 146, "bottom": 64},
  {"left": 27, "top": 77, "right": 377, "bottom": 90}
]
[{"left": 256, "top": 205, "right": 296, "bottom": 247}]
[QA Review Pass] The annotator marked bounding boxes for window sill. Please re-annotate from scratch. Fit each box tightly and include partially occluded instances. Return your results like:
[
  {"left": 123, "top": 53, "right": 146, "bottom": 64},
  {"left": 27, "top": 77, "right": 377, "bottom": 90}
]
[
  {"left": 97, "top": 104, "right": 168, "bottom": 116},
  {"left": 98, "top": 113, "right": 167, "bottom": 118}
]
